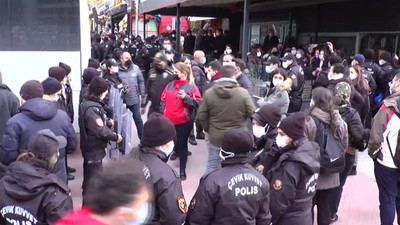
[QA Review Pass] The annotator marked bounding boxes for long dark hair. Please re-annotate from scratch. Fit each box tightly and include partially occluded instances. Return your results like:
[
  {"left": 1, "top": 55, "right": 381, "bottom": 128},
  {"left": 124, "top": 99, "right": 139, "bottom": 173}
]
[
  {"left": 351, "top": 65, "right": 370, "bottom": 94},
  {"left": 309, "top": 87, "right": 340, "bottom": 135}
]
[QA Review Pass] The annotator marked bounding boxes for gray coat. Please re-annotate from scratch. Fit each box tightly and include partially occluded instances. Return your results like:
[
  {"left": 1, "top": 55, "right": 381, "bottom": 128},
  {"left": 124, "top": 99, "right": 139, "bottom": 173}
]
[
  {"left": 258, "top": 83, "right": 290, "bottom": 114},
  {"left": 0, "top": 84, "right": 19, "bottom": 144},
  {"left": 118, "top": 63, "right": 145, "bottom": 106}
]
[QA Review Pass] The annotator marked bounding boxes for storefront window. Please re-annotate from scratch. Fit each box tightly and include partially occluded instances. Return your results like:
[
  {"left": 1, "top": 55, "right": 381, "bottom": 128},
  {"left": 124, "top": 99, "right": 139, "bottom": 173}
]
[{"left": 0, "top": 0, "right": 80, "bottom": 51}]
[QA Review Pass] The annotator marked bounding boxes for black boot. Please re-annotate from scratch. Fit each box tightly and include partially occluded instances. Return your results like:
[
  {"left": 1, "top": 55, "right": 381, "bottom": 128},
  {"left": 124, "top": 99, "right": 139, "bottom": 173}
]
[
  {"left": 189, "top": 136, "right": 198, "bottom": 145},
  {"left": 67, "top": 166, "right": 76, "bottom": 173},
  {"left": 196, "top": 132, "right": 205, "bottom": 140}
]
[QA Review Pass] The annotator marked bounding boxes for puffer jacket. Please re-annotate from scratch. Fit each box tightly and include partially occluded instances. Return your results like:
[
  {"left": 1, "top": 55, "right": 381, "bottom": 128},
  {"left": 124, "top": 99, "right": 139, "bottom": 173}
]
[
  {"left": 118, "top": 63, "right": 145, "bottom": 106},
  {"left": 267, "top": 138, "right": 320, "bottom": 225},
  {"left": 236, "top": 72, "right": 254, "bottom": 95},
  {"left": 258, "top": 79, "right": 291, "bottom": 114},
  {"left": 0, "top": 98, "right": 77, "bottom": 184},
  {"left": 304, "top": 107, "right": 348, "bottom": 190},
  {"left": 197, "top": 78, "right": 256, "bottom": 146}
]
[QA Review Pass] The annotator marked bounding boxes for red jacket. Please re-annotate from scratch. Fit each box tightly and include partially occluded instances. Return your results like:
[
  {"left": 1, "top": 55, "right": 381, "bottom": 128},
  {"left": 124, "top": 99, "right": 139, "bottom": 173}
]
[
  {"left": 161, "top": 79, "right": 201, "bottom": 125},
  {"left": 55, "top": 208, "right": 108, "bottom": 225}
]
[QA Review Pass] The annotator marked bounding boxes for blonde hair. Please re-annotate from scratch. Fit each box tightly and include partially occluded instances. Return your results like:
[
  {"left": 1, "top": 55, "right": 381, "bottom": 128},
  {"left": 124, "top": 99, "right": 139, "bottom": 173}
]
[{"left": 174, "top": 62, "right": 195, "bottom": 85}]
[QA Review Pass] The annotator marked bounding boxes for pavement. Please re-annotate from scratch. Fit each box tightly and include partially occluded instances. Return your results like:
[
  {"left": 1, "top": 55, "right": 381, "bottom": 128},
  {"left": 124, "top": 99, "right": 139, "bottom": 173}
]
[{"left": 67, "top": 114, "right": 381, "bottom": 225}]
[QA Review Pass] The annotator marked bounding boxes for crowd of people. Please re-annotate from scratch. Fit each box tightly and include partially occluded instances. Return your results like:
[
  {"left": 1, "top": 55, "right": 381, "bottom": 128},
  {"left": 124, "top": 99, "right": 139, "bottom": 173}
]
[{"left": 0, "top": 28, "right": 400, "bottom": 225}]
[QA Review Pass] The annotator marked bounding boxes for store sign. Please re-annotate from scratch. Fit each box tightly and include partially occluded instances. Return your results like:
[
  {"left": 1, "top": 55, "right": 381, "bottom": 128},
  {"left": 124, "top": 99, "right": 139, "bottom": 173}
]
[{"left": 95, "top": 0, "right": 105, "bottom": 7}]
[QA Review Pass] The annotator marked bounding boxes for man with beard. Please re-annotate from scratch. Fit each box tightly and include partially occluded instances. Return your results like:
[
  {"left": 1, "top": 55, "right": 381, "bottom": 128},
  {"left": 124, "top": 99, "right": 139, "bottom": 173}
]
[{"left": 141, "top": 52, "right": 174, "bottom": 117}]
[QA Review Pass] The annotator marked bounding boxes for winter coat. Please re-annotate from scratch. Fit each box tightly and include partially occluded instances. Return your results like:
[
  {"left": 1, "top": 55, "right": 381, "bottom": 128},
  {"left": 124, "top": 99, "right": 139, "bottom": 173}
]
[
  {"left": 142, "top": 68, "right": 174, "bottom": 113},
  {"left": 368, "top": 92, "right": 400, "bottom": 168},
  {"left": 0, "top": 98, "right": 77, "bottom": 184},
  {"left": 304, "top": 107, "right": 348, "bottom": 190},
  {"left": 0, "top": 159, "right": 73, "bottom": 225},
  {"left": 64, "top": 83, "right": 74, "bottom": 123},
  {"left": 161, "top": 80, "right": 201, "bottom": 125},
  {"left": 79, "top": 99, "right": 118, "bottom": 161},
  {"left": 186, "top": 157, "right": 271, "bottom": 225},
  {"left": 236, "top": 72, "right": 254, "bottom": 95},
  {"left": 251, "top": 128, "right": 279, "bottom": 174},
  {"left": 184, "top": 35, "right": 196, "bottom": 54},
  {"left": 191, "top": 61, "right": 208, "bottom": 94},
  {"left": 353, "top": 83, "right": 370, "bottom": 124},
  {"left": 267, "top": 138, "right": 320, "bottom": 225},
  {"left": 197, "top": 78, "right": 256, "bottom": 146},
  {"left": 312, "top": 70, "right": 329, "bottom": 89},
  {"left": 118, "top": 63, "right": 145, "bottom": 106},
  {"left": 338, "top": 102, "right": 368, "bottom": 154},
  {"left": 286, "top": 63, "right": 305, "bottom": 111},
  {"left": 258, "top": 80, "right": 291, "bottom": 114},
  {"left": 79, "top": 84, "right": 89, "bottom": 104},
  {"left": 128, "top": 146, "right": 186, "bottom": 225},
  {"left": 0, "top": 83, "right": 19, "bottom": 144}
]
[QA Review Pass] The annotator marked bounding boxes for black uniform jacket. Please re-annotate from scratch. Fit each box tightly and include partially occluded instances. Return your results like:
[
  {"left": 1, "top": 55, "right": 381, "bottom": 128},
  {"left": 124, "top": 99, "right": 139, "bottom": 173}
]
[
  {"left": 0, "top": 159, "right": 72, "bottom": 225},
  {"left": 266, "top": 138, "right": 320, "bottom": 225},
  {"left": 142, "top": 67, "right": 174, "bottom": 111},
  {"left": 79, "top": 98, "right": 118, "bottom": 161},
  {"left": 186, "top": 156, "right": 271, "bottom": 225},
  {"left": 129, "top": 146, "right": 186, "bottom": 225}
]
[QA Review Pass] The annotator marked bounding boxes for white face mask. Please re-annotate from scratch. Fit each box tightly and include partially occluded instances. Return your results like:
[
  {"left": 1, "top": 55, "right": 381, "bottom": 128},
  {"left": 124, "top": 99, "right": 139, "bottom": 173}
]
[
  {"left": 265, "top": 65, "right": 272, "bottom": 73},
  {"left": 111, "top": 66, "right": 119, "bottom": 73},
  {"left": 257, "top": 52, "right": 262, "bottom": 57},
  {"left": 296, "top": 53, "right": 302, "bottom": 59},
  {"left": 350, "top": 72, "right": 358, "bottom": 80},
  {"left": 273, "top": 78, "right": 283, "bottom": 87},
  {"left": 162, "top": 140, "right": 175, "bottom": 157},
  {"left": 291, "top": 50, "right": 297, "bottom": 55},
  {"left": 223, "top": 62, "right": 235, "bottom": 67},
  {"left": 379, "top": 59, "right": 386, "bottom": 66},
  {"left": 253, "top": 125, "right": 265, "bottom": 138},
  {"left": 219, "top": 148, "right": 235, "bottom": 161},
  {"left": 100, "top": 91, "right": 107, "bottom": 101},
  {"left": 310, "top": 99, "right": 315, "bottom": 107},
  {"left": 125, "top": 203, "right": 149, "bottom": 225},
  {"left": 282, "top": 61, "right": 289, "bottom": 69},
  {"left": 351, "top": 60, "right": 357, "bottom": 66},
  {"left": 52, "top": 94, "right": 60, "bottom": 102},
  {"left": 276, "top": 134, "right": 289, "bottom": 148},
  {"left": 207, "top": 72, "right": 213, "bottom": 81},
  {"left": 226, "top": 48, "right": 232, "bottom": 54}
]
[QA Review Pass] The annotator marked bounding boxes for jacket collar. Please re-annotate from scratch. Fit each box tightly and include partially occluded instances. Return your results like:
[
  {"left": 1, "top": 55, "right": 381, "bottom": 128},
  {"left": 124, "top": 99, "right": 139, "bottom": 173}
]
[
  {"left": 221, "top": 155, "right": 249, "bottom": 167},
  {"left": 140, "top": 146, "right": 169, "bottom": 162},
  {"left": 215, "top": 77, "right": 238, "bottom": 84}
]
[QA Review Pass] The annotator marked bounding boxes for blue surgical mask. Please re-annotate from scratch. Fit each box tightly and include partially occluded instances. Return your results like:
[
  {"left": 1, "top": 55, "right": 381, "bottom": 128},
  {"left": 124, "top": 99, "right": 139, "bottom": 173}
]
[
  {"left": 202, "top": 57, "right": 207, "bottom": 65},
  {"left": 126, "top": 203, "right": 149, "bottom": 225}
]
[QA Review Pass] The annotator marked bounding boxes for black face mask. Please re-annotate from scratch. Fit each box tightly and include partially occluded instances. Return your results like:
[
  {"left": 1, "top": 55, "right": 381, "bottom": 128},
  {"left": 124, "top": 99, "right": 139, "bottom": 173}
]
[
  {"left": 173, "top": 74, "right": 180, "bottom": 80},
  {"left": 124, "top": 59, "right": 132, "bottom": 68}
]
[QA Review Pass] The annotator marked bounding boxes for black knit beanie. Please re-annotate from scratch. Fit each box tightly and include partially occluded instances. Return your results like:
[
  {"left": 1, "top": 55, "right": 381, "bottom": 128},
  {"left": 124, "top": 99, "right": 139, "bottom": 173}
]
[
  {"left": 42, "top": 77, "right": 62, "bottom": 95},
  {"left": 141, "top": 113, "right": 176, "bottom": 147},
  {"left": 88, "top": 58, "right": 101, "bottom": 69},
  {"left": 89, "top": 77, "right": 109, "bottom": 96},
  {"left": 20, "top": 80, "right": 44, "bottom": 100},
  {"left": 252, "top": 104, "right": 282, "bottom": 128},
  {"left": 83, "top": 68, "right": 100, "bottom": 85},
  {"left": 278, "top": 112, "right": 306, "bottom": 141},
  {"left": 221, "top": 128, "right": 254, "bottom": 154},
  {"left": 59, "top": 62, "right": 71, "bottom": 75},
  {"left": 48, "top": 66, "right": 67, "bottom": 82}
]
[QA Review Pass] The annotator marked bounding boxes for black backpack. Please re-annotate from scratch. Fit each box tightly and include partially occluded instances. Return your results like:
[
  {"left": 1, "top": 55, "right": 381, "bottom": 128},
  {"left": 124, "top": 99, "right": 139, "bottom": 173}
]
[
  {"left": 312, "top": 116, "right": 346, "bottom": 174},
  {"left": 386, "top": 102, "right": 400, "bottom": 169}
]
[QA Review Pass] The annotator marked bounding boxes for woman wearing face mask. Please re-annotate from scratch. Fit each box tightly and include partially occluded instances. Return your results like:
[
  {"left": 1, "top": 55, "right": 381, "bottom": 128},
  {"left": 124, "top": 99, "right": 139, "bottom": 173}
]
[
  {"left": 257, "top": 68, "right": 291, "bottom": 114},
  {"left": 103, "top": 58, "right": 124, "bottom": 91},
  {"left": 349, "top": 65, "right": 371, "bottom": 124},
  {"left": 0, "top": 130, "right": 73, "bottom": 224},
  {"left": 250, "top": 104, "right": 282, "bottom": 174},
  {"left": 161, "top": 62, "right": 201, "bottom": 180},
  {"left": 305, "top": 87, "right": 348, "bottom": 225},
  {"left": 79, "top": 77, "right": 123, "bottom": 205},
  {"left": 267, "top": 112, "right": 320, "bottom": 225},
  {"left": 247, "top": 44, "right": 263, "bottom": 78},
  {"left": 296, "top": 49, "right": 309, "bottom": 68}
]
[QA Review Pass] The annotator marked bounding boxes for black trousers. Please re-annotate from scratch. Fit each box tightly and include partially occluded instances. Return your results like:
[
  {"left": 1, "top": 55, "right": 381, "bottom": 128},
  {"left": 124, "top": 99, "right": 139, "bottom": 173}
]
[
  {"left": 82, "top": 159, "right": 103, "bottom": 206},
  {"left": 313, "top": 188, "right": 335, "bottom": 225},
  {"left": 175, "top": 121, "right": 194, "bottom": 173}
]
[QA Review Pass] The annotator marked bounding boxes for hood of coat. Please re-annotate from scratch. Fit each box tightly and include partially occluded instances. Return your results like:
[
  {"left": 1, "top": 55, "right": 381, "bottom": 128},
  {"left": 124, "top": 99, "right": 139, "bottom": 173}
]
[
  {"left": 3, "top": 160, "right": 68, "bottom": 201},
  {"left": 212, "top": 79, "right": 240, "bottom": 99},
  {"left": 19, "top": 98, "right": 58, "bottom": 121},
  {"left": 384, "top": 92, "right": 400, "bottom": 114},
  {"left": 285, "top": 138, "right": 320, "bottom": 173},
  {"left": 0, "top": 83, "right": 12, "bottom": 92}
]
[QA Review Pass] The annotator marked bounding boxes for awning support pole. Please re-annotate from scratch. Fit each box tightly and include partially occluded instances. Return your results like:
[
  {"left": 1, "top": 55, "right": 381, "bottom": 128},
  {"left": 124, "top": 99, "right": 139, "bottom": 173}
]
[
  {"left": 241, "top": 0, "right": 250, "bottom": 59},
  {"left": 176, "top": 3, "right": 181, "bottom": 52},
  {"left": 135, "top": 0, "right": 139, "bottom": 36},
  {"left": 143, "top": 13, "right": 146, "bottom": 38}
]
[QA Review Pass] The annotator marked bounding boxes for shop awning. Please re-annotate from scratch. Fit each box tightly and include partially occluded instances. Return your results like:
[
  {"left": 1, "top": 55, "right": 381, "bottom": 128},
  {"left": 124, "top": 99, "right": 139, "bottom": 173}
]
[{"left": 139, "top": 0, "right": 189, "bottom": 14}]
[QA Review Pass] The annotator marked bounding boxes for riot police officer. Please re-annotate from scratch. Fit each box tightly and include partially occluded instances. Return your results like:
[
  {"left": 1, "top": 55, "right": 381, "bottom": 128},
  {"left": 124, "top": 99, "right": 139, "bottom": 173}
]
[
  {"left": 186, "top": 128, "right": 271, "bottom": 225},
  {"left": 281, "top": 53, "right": 305, "bottom": 113},
  {"left": 79, "top": 77, "right": 123, "bottom": 205},
  {"left": 141, "top": 52, "right": 174, "bottom": 117},
  {"left": 379, "top": 51, "right": 395, "bottom": 98},
  {"left": 128, "top": 113, "right": 186, "bottom": 225}
]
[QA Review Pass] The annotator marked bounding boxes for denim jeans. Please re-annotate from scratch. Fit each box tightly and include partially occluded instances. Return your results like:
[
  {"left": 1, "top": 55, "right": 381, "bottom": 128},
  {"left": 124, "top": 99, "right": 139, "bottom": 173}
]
[
  {"left": 127, "top": 104, "right": 143, "bottom": 139},
  {"left": 374, "top": 161, "right": 400, "bottom": 225},
  {"left": 205, "top": 142, "right": 221, "bottom": 175}
]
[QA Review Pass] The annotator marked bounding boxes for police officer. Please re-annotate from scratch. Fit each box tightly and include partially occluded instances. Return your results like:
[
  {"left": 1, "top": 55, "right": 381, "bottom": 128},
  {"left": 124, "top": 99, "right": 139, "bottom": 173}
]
[
  {"left": 128, "top": 113, "right": 186, "bottom": 225},
  {"left": 351, "top": 54, "right": 377, "bottom": 94},
  {"left": 141, "top": 52, "right": 174, "bottom": 117},
  {"left": 79, "top": 77, "right": 123, "bottom": 205},
  {"left": 186, "top": 128, "right": 271, "bottom": 225},
  {"left": 379, "top": 51, "right": 395, "bottom": 98},
  {"left": 267, "top": 112, "right": 320, "bottom": 225},
  {"left": 281, "top": 53, "right": 305, "bottom": 113}
]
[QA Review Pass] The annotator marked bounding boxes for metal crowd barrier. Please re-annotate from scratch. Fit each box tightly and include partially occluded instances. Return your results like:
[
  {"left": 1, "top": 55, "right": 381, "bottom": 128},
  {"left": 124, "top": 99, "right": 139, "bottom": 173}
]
[{"left": 107, "top": 86, "right": 134, "bottom": 159}]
